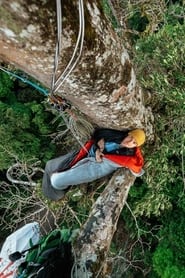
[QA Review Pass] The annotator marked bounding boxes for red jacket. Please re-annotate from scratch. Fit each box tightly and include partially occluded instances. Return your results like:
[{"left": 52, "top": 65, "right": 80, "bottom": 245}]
[{"left": 70, "top": 140, "right": 144, "bottom": 174}]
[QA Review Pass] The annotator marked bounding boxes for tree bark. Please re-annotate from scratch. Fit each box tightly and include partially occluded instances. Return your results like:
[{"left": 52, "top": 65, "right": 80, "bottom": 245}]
[{"left": 72, "top": 168, "right": 135, "bottom": 277}]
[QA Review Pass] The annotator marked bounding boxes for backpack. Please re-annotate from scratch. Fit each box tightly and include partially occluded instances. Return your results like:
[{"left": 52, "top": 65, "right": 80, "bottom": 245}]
[
  {"left": 16, "top": 229, "right": 73, "bottom": 278},
  {"left": 0, "top": 222, "right": 40, "bottom": 278}
]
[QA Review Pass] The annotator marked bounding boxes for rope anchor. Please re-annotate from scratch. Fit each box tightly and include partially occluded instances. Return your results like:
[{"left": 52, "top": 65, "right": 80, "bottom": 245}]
[{"left": 48, "top": 95, "right": 71, "bottom": 111}]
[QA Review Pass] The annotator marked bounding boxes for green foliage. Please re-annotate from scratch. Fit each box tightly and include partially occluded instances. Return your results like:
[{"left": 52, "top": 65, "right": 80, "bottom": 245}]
[
  {"left": 127, "top": 9, "right": 149, "bottom": 32},
  {"left": 160, "top": 210, "right": 185, "bottom": 264},
  {"left": 163, "top": 267, "right": 185, "bottom": 278},
  {"left": 152, "top": 245, "right": 174, "bottom": 277},
  {"left": 101, "top": 0, "right": 120, "bottom": 30},
  {"left": 152, "top": 212, "right": 185, "bottom": 276},
  {"left": 0, "top": 71, "right": 56, "bottom": 169},
  {"left": 29, "top": 102, "right": 53, "bottom": 135},
  {"left": 114, "top": 4, "right": 185, "bottom": 277},
  {"left": 132, "top": 21, "right": 185, "bottom": 217},
  {"left": 0, "top": 70, "right": 14, "bottom": 97},
  {"left": 165, "top": 3, "right": 185, "bottom": 25},
  {"left": 135, "top": 24, "right": 185, "bottom": 86}
]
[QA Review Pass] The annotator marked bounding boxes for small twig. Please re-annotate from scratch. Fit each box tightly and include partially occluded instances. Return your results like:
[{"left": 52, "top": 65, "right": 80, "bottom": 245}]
[{"left": 66, "top": 204, "right": 82, "bottom": 226}]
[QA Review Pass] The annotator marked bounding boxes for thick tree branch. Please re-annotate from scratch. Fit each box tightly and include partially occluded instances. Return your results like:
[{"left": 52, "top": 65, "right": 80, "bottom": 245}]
[{"left": 73, "top": 168, "right": 135, "bottom": 277}]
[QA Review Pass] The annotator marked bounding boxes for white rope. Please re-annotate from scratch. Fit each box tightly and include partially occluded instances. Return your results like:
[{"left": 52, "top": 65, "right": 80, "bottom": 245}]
[
  {"left": 50, "top": 0, "right": 91, "bottom": 153},
  {"left": 51, "top": 0, "right": 85, "bottom": 94},
  {"left": 71, "top": 260, "right": 89, "bottom": 278},
  {"left": 53, "top": 0, "right": 84, "bottom": 93},
  {"left": 51, "top": 0, "right": 62, "bottom": 92}
]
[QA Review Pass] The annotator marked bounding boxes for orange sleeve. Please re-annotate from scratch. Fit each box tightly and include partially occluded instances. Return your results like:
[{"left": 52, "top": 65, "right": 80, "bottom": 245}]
[{"left": 104, "top": 147, "right": 144, "bottom": 173}]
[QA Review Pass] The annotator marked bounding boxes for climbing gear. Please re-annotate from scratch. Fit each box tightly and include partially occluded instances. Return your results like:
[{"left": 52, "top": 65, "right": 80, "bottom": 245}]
[
  {"left": 50, "top": 0, "right": 85, "bottom": 95},
  {"left": 0, "top": 222, "right": 40, "bottom": 278},
  {"left": 48, "top": 95, "right": 71, "bottom": 112},
  {"left": 47, "top": 0, "right": 94, "bottom": 148},
  {"left": 49, "top": 0, "right": 85, "bottom": 111}
]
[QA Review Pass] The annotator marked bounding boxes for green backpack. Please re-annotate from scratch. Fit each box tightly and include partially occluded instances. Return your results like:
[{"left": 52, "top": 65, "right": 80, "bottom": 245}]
[{"left": 16, "top": 229, "right": 73, "bottom": 278}]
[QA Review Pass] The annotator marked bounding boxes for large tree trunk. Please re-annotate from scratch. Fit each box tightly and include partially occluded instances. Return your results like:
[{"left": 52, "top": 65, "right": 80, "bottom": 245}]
[
  {"left": 0, "top": 0, "right": 153, "bottom": 276},
  {"left": 0, "top": 0, "right": 153, "bottom": 133}
]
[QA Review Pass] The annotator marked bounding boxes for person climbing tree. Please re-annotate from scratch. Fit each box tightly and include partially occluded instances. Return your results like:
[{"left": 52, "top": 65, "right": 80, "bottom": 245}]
[{"left": 42, "top": 128, "right": 145, "bottom": 201}]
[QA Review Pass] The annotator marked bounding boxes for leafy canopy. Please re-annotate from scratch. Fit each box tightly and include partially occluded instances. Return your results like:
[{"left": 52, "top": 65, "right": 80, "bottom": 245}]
[{"left": 0, "top": 71, "right": 56, "bottom": 170}]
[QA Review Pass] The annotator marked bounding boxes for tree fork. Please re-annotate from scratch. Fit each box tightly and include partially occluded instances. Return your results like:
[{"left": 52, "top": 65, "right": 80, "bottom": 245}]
[{"left": 73, "top": 168, "right": 135, "bottom": 277}]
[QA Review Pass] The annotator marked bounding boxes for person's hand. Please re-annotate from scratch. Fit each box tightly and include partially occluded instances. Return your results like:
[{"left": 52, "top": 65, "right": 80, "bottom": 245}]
[
  {"left": 95, "top": 149, "right": 104, "bottom": 162},
  {"left": 97, "top": 138, "right": 105, "bottom": 152}
]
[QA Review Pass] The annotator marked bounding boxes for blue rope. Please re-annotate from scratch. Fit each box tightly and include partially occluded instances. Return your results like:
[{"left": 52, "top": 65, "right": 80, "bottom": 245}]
[{"left": 0, "top": 66, "right": 49, "bottom": 96}]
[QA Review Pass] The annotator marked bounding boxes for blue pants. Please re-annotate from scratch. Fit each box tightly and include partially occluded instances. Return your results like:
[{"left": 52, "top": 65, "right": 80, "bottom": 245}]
[{"left": 51, "top": 157, "right": 120, "bottom": 190}]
